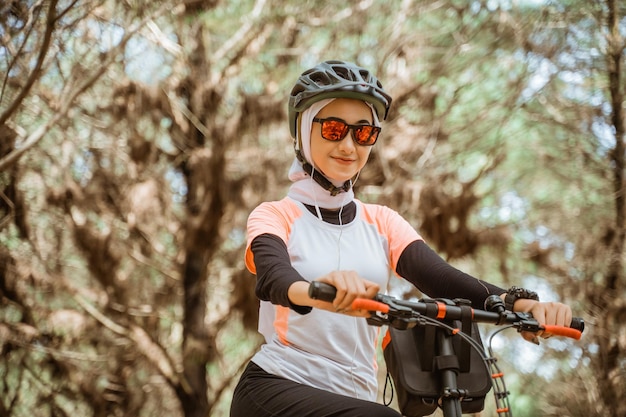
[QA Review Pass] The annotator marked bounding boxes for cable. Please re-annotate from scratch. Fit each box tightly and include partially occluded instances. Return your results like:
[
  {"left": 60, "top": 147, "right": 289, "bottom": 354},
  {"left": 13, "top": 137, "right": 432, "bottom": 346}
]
[{"left": 308, "top": 165, "right": 323, "bottom": 221}]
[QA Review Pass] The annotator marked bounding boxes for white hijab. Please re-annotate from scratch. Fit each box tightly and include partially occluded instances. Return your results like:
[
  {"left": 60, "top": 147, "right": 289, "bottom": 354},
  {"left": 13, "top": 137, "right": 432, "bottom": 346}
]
[{"left": 286, "top": 98, "right": 380, "bottom": 210}]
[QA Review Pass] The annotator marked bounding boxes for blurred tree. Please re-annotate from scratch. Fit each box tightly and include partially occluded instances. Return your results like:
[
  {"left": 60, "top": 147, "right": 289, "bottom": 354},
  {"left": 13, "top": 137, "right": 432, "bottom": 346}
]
[{"left": 0, "top": 0, "right": 623, "bottom": 416}]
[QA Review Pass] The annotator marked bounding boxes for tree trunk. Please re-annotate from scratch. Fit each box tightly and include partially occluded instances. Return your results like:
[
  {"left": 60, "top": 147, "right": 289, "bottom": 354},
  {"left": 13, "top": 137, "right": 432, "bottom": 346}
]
[
  {"left": 178, "top": 250, "right": 211, "bottom": 417},
  {"left": 174, "top": 13, "right": 226, "bottom": 413},
  {"left": 595, "top": 1, "right": 626, "bottom": 416}
]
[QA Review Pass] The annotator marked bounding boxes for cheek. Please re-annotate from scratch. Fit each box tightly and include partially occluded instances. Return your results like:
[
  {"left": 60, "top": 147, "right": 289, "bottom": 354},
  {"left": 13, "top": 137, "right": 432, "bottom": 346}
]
[
  {"left": 310, "top": 134, "right": 329, "bottom": 161},
  {"left": 358, "top": 148, "right": 372, "bottom": 168}
]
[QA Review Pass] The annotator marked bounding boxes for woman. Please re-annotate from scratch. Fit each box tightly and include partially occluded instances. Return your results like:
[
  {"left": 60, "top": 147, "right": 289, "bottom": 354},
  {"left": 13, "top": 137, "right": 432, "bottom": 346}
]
[{"left": 230, "top": 60, "right": 572, "bottom": 417}]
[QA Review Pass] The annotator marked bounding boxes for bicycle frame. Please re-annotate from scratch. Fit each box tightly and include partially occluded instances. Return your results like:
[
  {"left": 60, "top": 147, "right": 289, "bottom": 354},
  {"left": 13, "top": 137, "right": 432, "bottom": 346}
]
[{"left": 308, "top": 281, "right": 584, "bottom": 417}]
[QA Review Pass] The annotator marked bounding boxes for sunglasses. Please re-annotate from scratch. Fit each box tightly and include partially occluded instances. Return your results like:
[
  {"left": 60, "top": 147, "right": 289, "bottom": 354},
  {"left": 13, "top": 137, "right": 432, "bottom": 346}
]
[{"left": 312, "top": 117, "right": 381, "bottom": 146}]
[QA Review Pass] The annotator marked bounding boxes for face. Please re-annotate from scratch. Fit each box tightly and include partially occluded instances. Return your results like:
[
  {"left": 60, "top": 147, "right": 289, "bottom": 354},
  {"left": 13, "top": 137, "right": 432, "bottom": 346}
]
[{"left": 310, "top": 98, "right": 375, "bottom": 183}]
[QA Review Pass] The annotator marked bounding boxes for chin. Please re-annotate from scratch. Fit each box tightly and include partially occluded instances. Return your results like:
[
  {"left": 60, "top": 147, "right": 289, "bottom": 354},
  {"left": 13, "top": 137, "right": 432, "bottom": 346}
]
[{"left": 329, "top": 175, "right": 354, "bottom": 183}]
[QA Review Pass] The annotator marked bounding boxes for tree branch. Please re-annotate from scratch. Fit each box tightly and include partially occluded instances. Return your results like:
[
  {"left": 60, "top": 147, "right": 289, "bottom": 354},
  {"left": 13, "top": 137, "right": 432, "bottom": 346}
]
[
  {"left": 606, "top": 0, "right": 625, "bottom": 291},
  {"left": 0, "top": 2, "right": 174, "bottom": 172},
  {"left": 0, "top": 0, "right": 57, "bottom": 127},
  {"left": 73, "top": 293, "right": 187, "bottom": 392}
]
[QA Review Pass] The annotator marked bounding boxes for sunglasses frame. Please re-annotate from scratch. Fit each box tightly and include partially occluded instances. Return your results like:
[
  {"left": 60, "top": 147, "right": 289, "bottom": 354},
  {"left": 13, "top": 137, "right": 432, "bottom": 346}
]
[{"left": 312, "top": 117, "right": 381, "bottom": 146}]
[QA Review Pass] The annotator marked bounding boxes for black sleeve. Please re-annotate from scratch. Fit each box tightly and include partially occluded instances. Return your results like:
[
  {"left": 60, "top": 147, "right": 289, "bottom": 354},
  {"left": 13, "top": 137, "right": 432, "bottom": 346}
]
[
  {"left": 396, "top": 240, "right": 506, "bottom": 310},
  {"left": 250, "top": 233, "right": 312, "bottom": 314}
]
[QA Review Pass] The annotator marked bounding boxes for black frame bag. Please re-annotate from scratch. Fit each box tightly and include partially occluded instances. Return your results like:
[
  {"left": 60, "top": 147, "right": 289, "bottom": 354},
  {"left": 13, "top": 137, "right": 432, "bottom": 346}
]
[{"left": 382, "top": 299, "right": 492, "bottom": 417}]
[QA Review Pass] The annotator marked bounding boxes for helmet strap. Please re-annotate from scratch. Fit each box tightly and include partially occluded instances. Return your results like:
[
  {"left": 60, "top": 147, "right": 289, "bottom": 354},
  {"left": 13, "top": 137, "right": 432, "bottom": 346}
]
[{"left": 295, "top": 149, "right": 352, "bottom": 196}]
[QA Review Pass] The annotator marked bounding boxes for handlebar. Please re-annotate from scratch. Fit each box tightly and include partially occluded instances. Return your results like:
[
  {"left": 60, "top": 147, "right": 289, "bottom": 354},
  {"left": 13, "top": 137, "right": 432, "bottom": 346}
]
[{"left": 309, "top": 281, "right": 584, "bottom": 340}]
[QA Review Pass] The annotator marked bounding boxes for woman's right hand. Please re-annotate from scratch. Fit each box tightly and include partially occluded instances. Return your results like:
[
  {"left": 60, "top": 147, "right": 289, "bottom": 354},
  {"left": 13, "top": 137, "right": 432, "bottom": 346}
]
[{"left": 288, "top": 271, "right": 380, "bottom": 317}]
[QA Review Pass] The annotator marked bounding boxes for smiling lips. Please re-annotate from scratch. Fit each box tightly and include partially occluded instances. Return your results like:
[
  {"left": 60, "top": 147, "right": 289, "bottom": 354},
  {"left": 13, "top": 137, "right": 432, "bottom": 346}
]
[{"left": 332, "top": 156, "right": 355, "bottom": 164}]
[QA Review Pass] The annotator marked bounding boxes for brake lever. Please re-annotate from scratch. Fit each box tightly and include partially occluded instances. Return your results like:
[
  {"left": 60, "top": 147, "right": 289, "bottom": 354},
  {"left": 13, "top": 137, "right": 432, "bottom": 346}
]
[
  {"left": 366, "top": 315, "right": 387, "bottom": 327},
  {"left": 516, "top": 319, "right": 542, "bottom": 333},
  {"left": 375, "top": 294, "right": 414, "bottom": 316},
  {"left": 369, "top": 294, "right": 422, "bottom": 329},
  {"left": 365, "top": 311, "right": 422, "bottom": 330}
]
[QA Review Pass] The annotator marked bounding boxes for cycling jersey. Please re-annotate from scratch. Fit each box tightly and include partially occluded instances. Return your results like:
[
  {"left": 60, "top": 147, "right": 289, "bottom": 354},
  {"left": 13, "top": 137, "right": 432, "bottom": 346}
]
[{"left": 244, "top": 196, "right": 504, "bottom": 400}]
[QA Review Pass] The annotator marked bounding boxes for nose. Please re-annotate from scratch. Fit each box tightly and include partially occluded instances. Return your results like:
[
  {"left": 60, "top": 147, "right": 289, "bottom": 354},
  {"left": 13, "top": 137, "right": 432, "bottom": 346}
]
[{"left": 337, "top": 130, "right": 357, "bottom": 152}]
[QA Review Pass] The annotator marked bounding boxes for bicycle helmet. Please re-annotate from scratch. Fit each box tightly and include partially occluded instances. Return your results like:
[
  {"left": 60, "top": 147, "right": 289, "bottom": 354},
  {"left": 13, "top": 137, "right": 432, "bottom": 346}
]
[{"left": 288, "top": 60, "right": 392, "bottom": 138}]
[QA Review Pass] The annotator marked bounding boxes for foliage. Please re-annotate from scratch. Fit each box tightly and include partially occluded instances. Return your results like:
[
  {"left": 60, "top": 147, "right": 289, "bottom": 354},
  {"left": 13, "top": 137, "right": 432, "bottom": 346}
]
[{"left": 0, "top": 0, "right": 624, "bottom": 416}]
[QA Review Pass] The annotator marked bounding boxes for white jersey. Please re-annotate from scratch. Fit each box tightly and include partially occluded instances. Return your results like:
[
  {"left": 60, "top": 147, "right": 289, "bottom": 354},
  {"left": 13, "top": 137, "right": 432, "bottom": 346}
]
[{"left": 245, "top": 197, "right": 420, "bottom": 400}]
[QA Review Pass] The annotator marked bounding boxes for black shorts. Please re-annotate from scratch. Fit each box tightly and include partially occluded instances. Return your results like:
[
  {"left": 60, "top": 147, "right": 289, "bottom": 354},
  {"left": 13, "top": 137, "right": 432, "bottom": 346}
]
[{"left": 230, "top": 361, "right": 401, "bottom": 417}]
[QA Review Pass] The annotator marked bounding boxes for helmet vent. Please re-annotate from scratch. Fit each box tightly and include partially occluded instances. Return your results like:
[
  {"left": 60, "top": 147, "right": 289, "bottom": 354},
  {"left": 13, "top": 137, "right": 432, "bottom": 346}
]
[
  {"left": 332, "top": 65, "right": 353, "bottom": 81},
  {"left": 310, "top": 72, "right": 331, "bottom": 86}
]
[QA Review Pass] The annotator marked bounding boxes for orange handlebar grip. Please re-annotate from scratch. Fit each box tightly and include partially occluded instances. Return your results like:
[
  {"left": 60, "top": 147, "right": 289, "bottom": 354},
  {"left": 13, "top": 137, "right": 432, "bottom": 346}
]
[
  {"left": 542, "top": 325, "right": 582, "bottom": 340},
  {"left": 352, "top": 298, "right": 390, "bottom": 313}
]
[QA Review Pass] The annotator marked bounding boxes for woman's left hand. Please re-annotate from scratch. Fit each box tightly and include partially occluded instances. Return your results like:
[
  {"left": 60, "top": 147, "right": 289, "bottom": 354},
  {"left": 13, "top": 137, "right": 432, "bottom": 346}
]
[{"left": 514, "top": 299, "right": 573, "bottom": 344}]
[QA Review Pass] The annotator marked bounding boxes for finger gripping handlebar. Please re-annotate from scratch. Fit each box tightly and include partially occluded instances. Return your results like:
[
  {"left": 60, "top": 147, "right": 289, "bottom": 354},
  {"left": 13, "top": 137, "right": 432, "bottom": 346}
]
[{"left": 308, "top": 282, "right": 391, "bottom": 313}]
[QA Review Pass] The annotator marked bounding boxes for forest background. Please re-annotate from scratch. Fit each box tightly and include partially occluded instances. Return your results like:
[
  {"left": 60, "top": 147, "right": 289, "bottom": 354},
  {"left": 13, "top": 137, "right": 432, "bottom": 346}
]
[{"left": 1, "top": 0, "right": 624, "bottom": 416}]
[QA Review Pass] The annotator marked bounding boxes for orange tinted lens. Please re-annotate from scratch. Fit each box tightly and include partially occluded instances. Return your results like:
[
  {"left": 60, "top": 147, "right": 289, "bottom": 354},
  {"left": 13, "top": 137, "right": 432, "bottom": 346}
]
[
  {"left": 354, "top": 125, "right": 379, "bottom": 145},
  {"left": 321, "top": 120, "right": 349, "bottom": 141}
]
